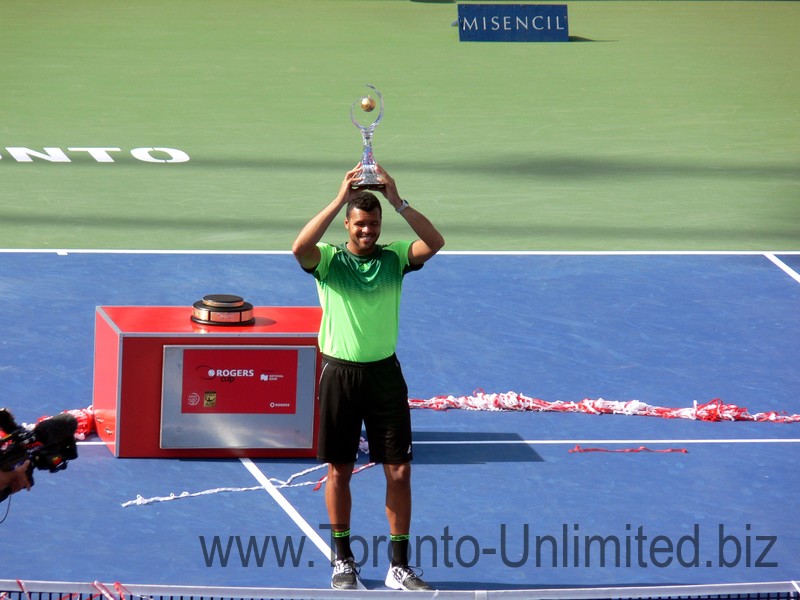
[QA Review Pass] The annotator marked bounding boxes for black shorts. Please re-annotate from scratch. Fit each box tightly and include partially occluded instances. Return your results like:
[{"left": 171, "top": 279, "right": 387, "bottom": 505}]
[{"left": 317, "top": 353, "right": 413, "bottom": 465}]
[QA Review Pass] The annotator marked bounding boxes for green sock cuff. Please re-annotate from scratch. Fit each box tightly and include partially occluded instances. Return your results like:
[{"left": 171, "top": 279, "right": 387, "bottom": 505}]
[
  {"left": 390, "top": 533, "right": 410, "bottom": 542},
  {"left": 333, "top": 529, "right": 351, "bottom": 538}
]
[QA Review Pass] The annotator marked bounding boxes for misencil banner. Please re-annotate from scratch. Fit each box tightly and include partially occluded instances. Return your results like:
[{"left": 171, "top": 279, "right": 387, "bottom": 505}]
[{"left": 457, "top": 4, "right": 569, "bottom": 42}]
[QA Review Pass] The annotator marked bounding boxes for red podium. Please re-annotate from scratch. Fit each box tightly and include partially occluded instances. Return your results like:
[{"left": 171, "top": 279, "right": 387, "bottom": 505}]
[{"left": 92, "top": 306, "right": 322, "bottom": 458}]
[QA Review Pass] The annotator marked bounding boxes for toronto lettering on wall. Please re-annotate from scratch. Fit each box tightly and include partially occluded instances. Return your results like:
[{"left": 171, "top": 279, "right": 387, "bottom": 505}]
[{"left": 0, "top": 147, "right": 190, "bottom": 163}]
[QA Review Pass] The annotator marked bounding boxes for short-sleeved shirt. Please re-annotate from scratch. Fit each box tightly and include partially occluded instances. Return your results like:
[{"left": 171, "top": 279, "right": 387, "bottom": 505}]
[{"left": 307, "top": 241, "right": 422, "bottom": 362}]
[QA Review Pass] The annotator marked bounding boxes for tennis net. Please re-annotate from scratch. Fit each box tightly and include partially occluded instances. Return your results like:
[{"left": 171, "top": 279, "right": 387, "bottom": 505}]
[{"left": 1, "top": 579, "right": 799, "bottom": 600}]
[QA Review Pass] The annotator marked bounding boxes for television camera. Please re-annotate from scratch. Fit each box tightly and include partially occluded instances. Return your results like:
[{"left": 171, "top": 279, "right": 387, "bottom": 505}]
[{"left": 0, "top": 408, "right": 78, "bottom": 502}]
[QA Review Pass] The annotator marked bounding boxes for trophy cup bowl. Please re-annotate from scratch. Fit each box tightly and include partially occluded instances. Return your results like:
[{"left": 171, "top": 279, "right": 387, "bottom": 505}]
[{"left": 350, "top": 84, "right": 385, "bottom": 190}]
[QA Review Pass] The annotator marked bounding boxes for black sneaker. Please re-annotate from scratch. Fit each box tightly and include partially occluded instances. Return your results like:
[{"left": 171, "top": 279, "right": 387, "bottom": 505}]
[{"left": 384, "top": 564, "right": 432, "bottom": 591}]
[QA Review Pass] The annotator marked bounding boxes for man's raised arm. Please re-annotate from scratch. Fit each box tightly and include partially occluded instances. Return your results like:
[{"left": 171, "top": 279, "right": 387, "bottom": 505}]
[
  {"left": 292, "top": 164, "right": 362, "bottom": 270},
  {"left": 376, "top": 165, "right": 444, "bottom": 266}
]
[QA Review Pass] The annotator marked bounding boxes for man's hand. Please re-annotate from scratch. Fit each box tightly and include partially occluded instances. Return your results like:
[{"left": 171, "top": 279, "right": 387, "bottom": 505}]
[
  {"left": 375, "top": 164, "right": 403, "bottom": 209},
  {"left": 339, "top": 163, "right": 366, "bottom": 202},
  {"left": 0, "top": 461, "right": 32, "bottom": 496}
]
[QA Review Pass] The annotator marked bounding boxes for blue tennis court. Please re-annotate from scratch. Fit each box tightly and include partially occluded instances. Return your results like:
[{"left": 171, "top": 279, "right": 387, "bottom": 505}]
[
  {"left": 2, "top": 0, "right": 799, "bottom": 596},
  {"left": 1, "top": 250, "right": 798, "bottom": 594}
]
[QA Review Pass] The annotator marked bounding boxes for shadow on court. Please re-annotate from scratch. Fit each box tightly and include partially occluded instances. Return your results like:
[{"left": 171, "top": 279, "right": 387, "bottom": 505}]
[{"left": 412, "top": 431, "right": 543, "bottom": 464}]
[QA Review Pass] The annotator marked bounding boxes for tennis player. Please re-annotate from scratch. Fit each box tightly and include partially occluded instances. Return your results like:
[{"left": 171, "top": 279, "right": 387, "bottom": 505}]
[{"left": 292, "top": 163, "right": 444, "bottom": 591}]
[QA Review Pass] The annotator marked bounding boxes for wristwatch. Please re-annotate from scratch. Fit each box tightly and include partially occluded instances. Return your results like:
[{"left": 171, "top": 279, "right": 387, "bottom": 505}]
[{"left": 396, "top": 199, "right": 410, "bottom": 213}]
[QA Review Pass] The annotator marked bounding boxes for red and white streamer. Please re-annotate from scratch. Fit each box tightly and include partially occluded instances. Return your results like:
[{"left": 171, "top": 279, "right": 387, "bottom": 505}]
[
  {"left": 409, "top": 391, "right": 800, "bottom": 423},
  {"left": 569, "top": 445, "right": 688, "bottom": 454}
]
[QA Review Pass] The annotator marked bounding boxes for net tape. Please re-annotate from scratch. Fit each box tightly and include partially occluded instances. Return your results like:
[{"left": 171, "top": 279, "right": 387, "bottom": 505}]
[{"left": 1, "top": 579, "right": 799, "bottom": 600}]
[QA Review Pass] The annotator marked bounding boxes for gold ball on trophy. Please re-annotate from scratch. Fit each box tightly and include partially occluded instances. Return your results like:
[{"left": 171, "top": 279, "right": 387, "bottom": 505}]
[{"left": 360, "top": 96, "right": 376, "bottom": 112}]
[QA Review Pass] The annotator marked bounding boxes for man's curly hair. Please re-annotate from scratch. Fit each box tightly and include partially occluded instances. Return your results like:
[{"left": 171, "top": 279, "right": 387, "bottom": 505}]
[{"left": 347, "top": 191, "right": 382, "bottom": 217}]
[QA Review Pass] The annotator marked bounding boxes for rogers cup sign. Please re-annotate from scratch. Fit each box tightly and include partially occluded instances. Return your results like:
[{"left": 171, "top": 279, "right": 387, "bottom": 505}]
[
  {"left": 457, "top": 4, "right": 569, "bottom": 42},
  {"left": 181, "top": 348, "right": 298, "bottom": 415}
]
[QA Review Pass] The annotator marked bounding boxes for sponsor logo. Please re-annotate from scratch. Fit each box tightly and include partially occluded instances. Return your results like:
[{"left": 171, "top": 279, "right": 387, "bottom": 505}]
[
  {"left": 196, "top": 365, "right": 256, "bottom": 383},
  {"left": 260, "top": 372, "right": 285, "bottom": 382},
  {"left": 456, "top": 4, "right": 569, "bottom": 42}
]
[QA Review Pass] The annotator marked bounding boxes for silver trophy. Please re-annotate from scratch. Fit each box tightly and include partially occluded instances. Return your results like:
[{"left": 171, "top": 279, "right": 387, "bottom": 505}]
[{"left": 350, "top": 84, "right": 385, "bottom": 190}]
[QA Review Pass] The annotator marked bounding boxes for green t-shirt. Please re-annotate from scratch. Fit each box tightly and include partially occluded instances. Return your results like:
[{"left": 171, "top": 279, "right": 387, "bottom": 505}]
[{"left": 309, "top": 241, "right": 421, "bottom": 362}]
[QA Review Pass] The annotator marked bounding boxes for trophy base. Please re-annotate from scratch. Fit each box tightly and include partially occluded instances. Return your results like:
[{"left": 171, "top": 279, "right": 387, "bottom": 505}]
[
  {"left": 190, "top": 294, "right": 255, "bottom": 326},
  {"left": 351, "top": 182, "right": 386, "bottom": 192}
]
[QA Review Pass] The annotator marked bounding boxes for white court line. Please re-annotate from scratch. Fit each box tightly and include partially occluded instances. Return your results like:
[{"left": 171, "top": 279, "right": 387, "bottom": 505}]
[
  {"left": 238, "top": 457, "right": 333, "bottom": 560},
  {"left": 239, "top": 458, "right": 369, "bottom": 589},
  {"left": 0, "top": 248, "right": 293, "bottom": 255},
  {"left": 2, "top": 248, "right": 800, "bottom": 256},
  {"left": 765, "top": 252, "right": 800, "bottom": 284},
  {"left": 441, "top": 250, "right": 800, "bottom": 256},
  {"left": 75, "top": 438, "right": 799, "bottom": 448},
  {"left": 415, "top": 438, "right": 800, "bottom": 445}
]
